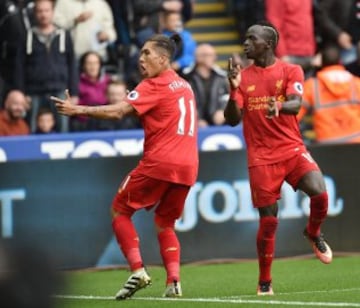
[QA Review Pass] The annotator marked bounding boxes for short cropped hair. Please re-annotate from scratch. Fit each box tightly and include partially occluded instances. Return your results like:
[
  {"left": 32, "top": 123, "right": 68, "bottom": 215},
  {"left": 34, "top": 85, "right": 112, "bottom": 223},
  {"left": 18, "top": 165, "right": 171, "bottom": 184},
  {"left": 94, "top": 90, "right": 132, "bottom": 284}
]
[{"left": 255, "top": 20, "right": 280, "bottom": 50}]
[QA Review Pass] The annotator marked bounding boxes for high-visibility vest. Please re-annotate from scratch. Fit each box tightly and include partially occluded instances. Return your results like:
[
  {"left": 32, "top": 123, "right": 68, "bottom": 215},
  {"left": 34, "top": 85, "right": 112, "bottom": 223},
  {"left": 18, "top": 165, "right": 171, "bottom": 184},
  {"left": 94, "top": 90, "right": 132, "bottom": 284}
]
[{"left": 299, "top": 66, "right": 360, "bottom": 144}]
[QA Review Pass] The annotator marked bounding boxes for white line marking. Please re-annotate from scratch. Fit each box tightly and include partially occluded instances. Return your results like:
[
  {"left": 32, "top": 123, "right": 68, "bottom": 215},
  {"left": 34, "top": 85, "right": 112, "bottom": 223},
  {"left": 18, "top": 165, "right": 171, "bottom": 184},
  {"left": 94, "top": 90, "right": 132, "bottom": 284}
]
[
  {"left": 234, "top": 288, "right": 360, "bottom": 299},
  {"left": 135, "top": 297, "right": 360, "bottom": 307},
  {"left": 56, "top": 295, "right": 113, "bottom": 300},
  {"left": 55, "top": 289, "right": 360, "bottom": 307}
]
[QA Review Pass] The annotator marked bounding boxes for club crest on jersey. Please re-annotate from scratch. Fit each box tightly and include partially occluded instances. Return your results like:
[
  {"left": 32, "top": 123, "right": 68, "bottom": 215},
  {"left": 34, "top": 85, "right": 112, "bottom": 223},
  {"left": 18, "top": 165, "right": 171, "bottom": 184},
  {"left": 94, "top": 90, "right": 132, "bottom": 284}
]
[
  {"left": 127, "top": 90, "right": 139, "bottom": 100},
  {"left": 247, "top": 85, "right": 255, "bottom": 92},
  {"left": 294, "top": 82, "right": 303, "bottom": 94},
  {"left": 275, "top": 80, "right": 283, "bottom": 91}
]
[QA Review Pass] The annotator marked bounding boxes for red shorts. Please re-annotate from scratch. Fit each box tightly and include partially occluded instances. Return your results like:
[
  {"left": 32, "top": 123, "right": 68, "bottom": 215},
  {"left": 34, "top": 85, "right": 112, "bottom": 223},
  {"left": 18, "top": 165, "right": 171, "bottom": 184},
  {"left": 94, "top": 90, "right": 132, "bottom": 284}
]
[
  {"left": 248, "top": 151, "right": 320, "bottom": 207},
  {"left": 112, "top": 169, "right": 191, "bottom": 226}
]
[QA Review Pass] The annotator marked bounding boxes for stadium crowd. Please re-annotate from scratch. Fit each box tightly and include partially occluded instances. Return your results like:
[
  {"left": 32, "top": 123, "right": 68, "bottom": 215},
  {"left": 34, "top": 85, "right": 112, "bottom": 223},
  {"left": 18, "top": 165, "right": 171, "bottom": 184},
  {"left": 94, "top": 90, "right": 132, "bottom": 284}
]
[{"left": 0, "top": 0, "right": 360, "bottom": 144}]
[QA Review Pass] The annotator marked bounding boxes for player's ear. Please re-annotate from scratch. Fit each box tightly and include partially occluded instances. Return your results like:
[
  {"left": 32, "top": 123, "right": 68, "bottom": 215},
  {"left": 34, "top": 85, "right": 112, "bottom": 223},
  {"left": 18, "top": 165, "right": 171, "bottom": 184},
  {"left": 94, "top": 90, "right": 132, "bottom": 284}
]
[
  {"left": 159, "top": 54, "right": 167, "bottom": 65},
  {"left": 267, "top": 39, "right": 275, "bottom": 50}
]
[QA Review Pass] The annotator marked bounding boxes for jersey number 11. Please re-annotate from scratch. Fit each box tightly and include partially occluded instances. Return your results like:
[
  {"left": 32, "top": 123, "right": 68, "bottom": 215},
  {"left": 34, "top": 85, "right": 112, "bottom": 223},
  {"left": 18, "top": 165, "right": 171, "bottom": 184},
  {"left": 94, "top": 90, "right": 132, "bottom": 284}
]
[{"left": 177, "top": 96, "right": 195, "bottom": 137}]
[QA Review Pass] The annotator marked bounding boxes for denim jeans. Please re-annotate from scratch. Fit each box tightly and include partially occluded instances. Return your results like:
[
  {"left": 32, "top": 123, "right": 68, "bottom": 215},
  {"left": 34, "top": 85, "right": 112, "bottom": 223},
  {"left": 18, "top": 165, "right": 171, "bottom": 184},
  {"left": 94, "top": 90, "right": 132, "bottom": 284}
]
[{"left": 28, "top": 92, "right": 69, "bottom": 133}]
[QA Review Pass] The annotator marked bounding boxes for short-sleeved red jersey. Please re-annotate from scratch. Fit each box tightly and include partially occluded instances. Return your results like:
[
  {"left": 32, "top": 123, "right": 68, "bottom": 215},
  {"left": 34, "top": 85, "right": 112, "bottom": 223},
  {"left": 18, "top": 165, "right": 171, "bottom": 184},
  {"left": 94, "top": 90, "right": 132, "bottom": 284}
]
[
  {"left": 125, "top": 69, "right": 198, "bottom": 185},
  {"left": 235, "top": 59, "right": 306, "bottom": 167}
]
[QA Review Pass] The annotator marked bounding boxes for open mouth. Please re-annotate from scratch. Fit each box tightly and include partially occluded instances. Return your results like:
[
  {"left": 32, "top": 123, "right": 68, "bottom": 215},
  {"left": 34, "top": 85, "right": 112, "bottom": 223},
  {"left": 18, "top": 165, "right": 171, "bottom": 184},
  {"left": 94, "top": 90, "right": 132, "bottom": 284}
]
[{"left": 139, "top": 65, "right": 147, "bottom": 76}]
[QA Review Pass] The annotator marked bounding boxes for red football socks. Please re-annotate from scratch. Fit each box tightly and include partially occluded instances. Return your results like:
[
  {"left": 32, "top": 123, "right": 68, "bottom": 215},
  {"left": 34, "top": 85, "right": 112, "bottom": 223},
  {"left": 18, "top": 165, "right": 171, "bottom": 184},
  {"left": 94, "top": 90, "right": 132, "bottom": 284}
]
[
  {"left": 307, "top": 192, "right": 328, "bottom": 237},
  {"left": 158, "top": 228, "right": 180, "bottom": 284},
  {"left": 257, "top": 216, "right": 278, "bottom": 283},
  {"left": 112, "top": 215, "right": 143, "bottom": 271}
]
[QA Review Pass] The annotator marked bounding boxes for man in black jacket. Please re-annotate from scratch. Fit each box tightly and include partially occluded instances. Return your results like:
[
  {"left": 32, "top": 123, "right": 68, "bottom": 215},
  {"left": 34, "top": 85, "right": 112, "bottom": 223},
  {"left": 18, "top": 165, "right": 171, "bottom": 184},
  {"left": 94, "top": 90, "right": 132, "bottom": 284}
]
[
  {"left": 316, "top": 0, "right": 360, "bottom": 65},
  {"left": 14, "top": 0, "right": 78, "bottom": 132},
  {"left": 0, "top": 0, "right": 33, "bottom": 103}
]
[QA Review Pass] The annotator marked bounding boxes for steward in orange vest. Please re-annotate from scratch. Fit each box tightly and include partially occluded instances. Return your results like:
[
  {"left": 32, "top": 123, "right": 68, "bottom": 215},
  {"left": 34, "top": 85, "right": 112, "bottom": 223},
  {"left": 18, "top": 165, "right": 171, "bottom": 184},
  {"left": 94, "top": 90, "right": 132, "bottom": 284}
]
[{"left": 298, "top": 45, "right": 360, "bottom": 144}]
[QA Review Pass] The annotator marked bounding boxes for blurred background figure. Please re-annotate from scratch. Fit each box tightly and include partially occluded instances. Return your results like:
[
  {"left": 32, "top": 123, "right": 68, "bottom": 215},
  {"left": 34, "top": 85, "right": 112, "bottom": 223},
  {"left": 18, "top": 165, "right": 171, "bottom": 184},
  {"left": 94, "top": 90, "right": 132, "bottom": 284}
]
[
  {"left": 110, "top": 0, "right": 192, "bottom": 87},
  {"left": 71, "top": 51, "right": 111, "bottom": 132},
  {"left": 0, "top": 90, "right": 30, "bottom": 136},
  {"left": 0, "top": 0, "right": 34, "bottom": 103},
  {"left": 0, "top": 239, "right": 61, "bottom": 308},
  {"left": 316, "top": 0, "right": 360, "bottom": 65},
  {"left": 34, "top": 107, "right": 56, "bottom": 134},
  {"left": 346, "top": 40, "right": 360, "bottom": 76},
  {"left": 183, "top": 43, "right": 229, "bottom": 127},
  {"left": 14, "top": 0, "right": 78, "bottom": 133},
  {"left": 298, "top": 44, "right": 360, "bottom": 144},
  {"left": 131, "top": 0, "right": 184, "bottom": 48},
  {"left": 53, "top": 0, "right": 117, "bottom": 62},
  {"left": 231, "top": 0, "right": 265, "bottom": 41},
  {"left": 265, "top": 0, "right": 318, "bottom": 77},
  {"left": 97, "top": 80, "right": 141, "bottom": 130},
  {"left": 104, "top": 0, "right": 138, "bottom": 84},
  {"left": 162, "top": 11, "right": 196, "bottom": 73}
]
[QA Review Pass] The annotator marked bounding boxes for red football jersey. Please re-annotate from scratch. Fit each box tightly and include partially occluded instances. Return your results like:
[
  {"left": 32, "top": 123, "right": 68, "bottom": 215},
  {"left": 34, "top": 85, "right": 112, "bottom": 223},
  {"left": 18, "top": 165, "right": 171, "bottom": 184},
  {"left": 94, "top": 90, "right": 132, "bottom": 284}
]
[
  {"left": 125, "top": 69, "right": 198, "bottom": 185},
  {"left": 236, "top": 59, "right": 307, "bottom": 166}
]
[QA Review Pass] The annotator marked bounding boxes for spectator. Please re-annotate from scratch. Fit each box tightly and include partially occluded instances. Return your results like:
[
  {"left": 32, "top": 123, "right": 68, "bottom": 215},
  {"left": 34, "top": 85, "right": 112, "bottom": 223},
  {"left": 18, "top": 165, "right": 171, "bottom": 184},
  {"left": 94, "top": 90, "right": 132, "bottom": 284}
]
[
  {"left": 298, "top": 44, "right": 360, "bottom": 143},
  {"left": 265, "top": 0, "right": 318, "bottom": 77},
  {"left": 104, "top": 0, "right": 136, "bottom": 82},
  {"left": 231, "top": 0, "right": 265, "bottom": 41},
  {"left": 35, "top": 107, "right": 56, "bottom": 134},
  {"left": 0, "top": 90, "right": 30, "bottom": 136},
  {"left": 109, "top": 1, "right": 185, "bottom": 87},
  {"left": 316, "top": 0, "right": 360, "bottom": 65},
  {"left": 183, "top": 43, "right": 229, "bottom": 127},
  {"left": 132, "top": 0, "right": 183, "bottom": 48},
  {"left": 0, "top": 0, "right": 34, "bottom": 102},
  {"left": 162, "top": 11, "right": 196, "bottom": 73},
  {"left": 107, "top": 79, "right": 127, "bottom": 102},
  {"left": 180, "top": 0, "right": 194, "bottom": 23},
  {"left": 71, "top": 51, "right": 111, "bottom": 132},
  {"left": 346, "top": 41, "right": 360, "bottom": 77},
  {"left": 53, "top": 0, "right": 117, "bottom": 61},
  {"left": 97, "top": 80, "right": 141, "bottom": 130},
  {"left": 14, "top": 0, "right": 78, "bottom": 133}
]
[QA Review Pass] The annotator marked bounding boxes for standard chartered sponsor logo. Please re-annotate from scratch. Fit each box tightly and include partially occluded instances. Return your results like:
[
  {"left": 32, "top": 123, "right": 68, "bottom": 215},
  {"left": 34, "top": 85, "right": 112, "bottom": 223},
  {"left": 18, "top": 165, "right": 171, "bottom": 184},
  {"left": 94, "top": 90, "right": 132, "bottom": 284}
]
[{"left": 176, "top": 176, "right": 343, "bottom": 232}]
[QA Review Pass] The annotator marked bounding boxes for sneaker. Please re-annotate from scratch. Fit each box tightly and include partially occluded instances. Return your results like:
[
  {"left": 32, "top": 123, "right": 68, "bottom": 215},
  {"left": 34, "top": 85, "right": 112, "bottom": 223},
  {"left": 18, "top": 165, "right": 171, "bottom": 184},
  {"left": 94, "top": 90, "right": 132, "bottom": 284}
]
[
  {"left": 163, "top": 280, "right": 182, "bottom": 297},
  {"left": 115, "top": 268, "right": 152, "bottom": 300},
  {"left": 303, "top": 228, "right": 333, "bottom": 264},
  {"left": 257, "top": 281, "right": 274, "bottom": 296}
]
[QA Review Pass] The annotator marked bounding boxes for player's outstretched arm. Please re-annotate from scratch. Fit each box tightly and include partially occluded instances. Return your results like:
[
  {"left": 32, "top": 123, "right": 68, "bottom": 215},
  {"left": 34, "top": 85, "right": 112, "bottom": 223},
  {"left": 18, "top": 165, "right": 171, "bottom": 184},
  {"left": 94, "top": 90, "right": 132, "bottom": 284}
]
[{"left": 50, "top": 90, "right": 135, "bottom": 120}]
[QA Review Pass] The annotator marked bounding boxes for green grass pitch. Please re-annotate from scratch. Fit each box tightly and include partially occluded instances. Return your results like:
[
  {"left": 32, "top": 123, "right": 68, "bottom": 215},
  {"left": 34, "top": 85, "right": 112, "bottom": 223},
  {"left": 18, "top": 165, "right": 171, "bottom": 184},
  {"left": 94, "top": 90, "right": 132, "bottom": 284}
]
[{"left": 55, "top": 255, "right": 360, "bottom": 307}]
